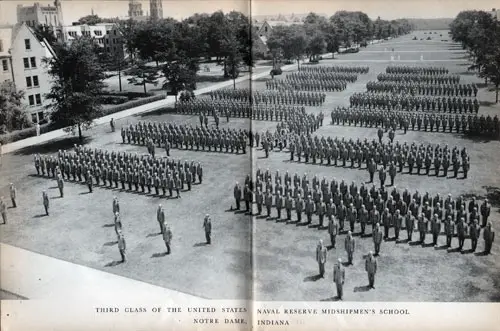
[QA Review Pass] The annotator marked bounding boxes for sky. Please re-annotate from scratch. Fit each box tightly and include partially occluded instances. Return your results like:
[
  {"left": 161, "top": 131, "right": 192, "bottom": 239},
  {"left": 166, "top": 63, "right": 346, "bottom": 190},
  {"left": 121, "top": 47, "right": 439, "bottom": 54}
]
[{"left": 0, "top": 0, "right": 498, "bottom": 25}]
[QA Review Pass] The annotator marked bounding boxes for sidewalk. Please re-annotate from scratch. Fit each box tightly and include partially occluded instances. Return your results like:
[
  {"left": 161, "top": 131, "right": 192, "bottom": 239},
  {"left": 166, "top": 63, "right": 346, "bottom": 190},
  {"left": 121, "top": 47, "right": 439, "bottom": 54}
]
[
  {"left": 0, "top": 243, "right": 205, "bottom": 302},
  {"left": 1, "top": 55, "right": 329, "bottom": 155}
]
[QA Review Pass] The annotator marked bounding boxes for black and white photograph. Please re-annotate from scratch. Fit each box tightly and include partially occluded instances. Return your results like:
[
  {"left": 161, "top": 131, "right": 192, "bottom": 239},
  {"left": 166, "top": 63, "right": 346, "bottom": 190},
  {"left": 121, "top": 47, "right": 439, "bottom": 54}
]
[{"left": 0, "top": 0, "right": 499, "bottom": 329}]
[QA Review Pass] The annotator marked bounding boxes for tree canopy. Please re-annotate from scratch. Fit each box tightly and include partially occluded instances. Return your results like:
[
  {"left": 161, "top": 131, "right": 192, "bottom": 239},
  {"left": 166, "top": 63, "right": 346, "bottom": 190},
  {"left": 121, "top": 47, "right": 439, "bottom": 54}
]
[{"left": 44, "top": 37, "right": 107, "bottom": 140}]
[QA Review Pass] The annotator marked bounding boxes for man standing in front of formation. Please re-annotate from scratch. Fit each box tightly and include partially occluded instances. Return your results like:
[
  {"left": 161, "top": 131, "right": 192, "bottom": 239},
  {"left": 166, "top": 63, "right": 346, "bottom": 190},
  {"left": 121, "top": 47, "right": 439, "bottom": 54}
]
[
  {"left": 316, "top": 239, "right": 327, "bottom": 278},
  {"left": 365, "top": 251, "right": 377, "bottom": 289},
  {"left": 0, "top": 197, "right": 6, "bottom": 224},
  {"left": 333, "top": 258, "right": 345, "bottom": 300},
  {"left": 163, "top": 224, "right": 172, "bottom": 255},
  {"left": 203, "top": 214, "right": 212, "bottom": 245},
  {"left": 9, "top": 183, "right": 17, "bottom": 208},
  {"left": 42, "top": 190, "right": 50, "bottom": 216},
  {"left": 483, "top": 221, "right": 494, "bottom": 255},
  {"left": 118, "top": 229, "right": 127, "bottom": 263}
]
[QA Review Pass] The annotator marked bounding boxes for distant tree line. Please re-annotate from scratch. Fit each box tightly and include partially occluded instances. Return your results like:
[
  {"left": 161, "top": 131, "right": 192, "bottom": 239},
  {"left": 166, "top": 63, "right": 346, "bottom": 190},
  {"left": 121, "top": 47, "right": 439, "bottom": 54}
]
[{"left": 450, "top": 10, "right": 500, "bottom": 102}]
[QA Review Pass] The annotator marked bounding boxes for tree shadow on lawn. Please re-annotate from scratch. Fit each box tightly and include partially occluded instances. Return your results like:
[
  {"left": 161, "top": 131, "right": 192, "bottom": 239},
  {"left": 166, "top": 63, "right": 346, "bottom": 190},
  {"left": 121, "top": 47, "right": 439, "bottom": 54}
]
[
  {"left": 303, "top": 274, "right": 322, "bottom": 282},
  {"left": 14, "top": 136, "right": 93, "bottom": 156}
]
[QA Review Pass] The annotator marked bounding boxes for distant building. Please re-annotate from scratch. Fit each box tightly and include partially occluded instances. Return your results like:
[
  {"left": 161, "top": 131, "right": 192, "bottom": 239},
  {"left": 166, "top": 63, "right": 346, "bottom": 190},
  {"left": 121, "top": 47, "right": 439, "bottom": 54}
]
[
  {"left": 128, "top": 0, "right": 144, "bottom": 19},
  {"left": 252, "top": 20, "right": 303, "bottom": 57},
  {"left": 254, "top": 20, "right": 302, "bottom": 39},
  {"left": 150, "top": 0, "right": 163, "bottom": 20},
  {"left": 0, "top": 23, "right": 56, "bottom": 124},
  {"left": 491, "top": 8, "right": 500, "bottom": 21},
  {"left": 16, "top": 0, "right": 64, "bottom": 28},
  {"left": 60, "top": 23, "right": 124, "bottom": 60}
]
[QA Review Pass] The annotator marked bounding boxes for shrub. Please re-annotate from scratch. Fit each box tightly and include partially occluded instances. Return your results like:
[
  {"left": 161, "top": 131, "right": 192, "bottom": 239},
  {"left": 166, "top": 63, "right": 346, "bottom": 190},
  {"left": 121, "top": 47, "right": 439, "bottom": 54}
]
[
  {"left": 99, "top": 95, "right": 129, "bottom": 105},
  {"left": 270, "top": 68, "right": 283, "bottom": 76},
  {"left": 0, "top": 123, "right": 50, "bottom": 144},
  {"left": 101, "top": 94, "right": 165, "bottom": 116}
]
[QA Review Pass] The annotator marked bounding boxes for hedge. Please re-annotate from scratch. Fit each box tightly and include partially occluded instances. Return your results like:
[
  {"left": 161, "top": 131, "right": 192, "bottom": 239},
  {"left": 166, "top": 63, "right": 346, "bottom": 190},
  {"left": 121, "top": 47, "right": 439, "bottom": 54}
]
[
  {"left": 0, "top": 94, "right": 166, "bottom": 145},
  {"left": 100, "top": 95, "right": 129, "bottom": 105}
]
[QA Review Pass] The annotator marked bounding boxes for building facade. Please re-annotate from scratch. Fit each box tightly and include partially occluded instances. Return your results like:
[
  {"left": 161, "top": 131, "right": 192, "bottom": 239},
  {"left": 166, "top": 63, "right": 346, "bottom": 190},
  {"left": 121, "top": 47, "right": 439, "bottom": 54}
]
[
  {"left": 150, "top": 0, "right": 163, "bottom": 20},
  {"left": 61, "top": 23, "right": 124, "bottom": 60},
  {"left": 491, "top": 8, "right": 500, "bottom": 21},
  {"left": 1, "top": 23, "right": 56, "bottom": 124},
  {"left": 16, "top": 0, "right": 64, "bottom": 28}
]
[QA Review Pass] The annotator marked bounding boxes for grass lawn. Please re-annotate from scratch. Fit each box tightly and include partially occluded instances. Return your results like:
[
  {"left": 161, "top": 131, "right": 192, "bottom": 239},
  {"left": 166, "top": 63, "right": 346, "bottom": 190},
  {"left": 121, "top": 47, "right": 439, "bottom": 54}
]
[{"left": 1, "top": 30, "right": 499, "bottom": 301}]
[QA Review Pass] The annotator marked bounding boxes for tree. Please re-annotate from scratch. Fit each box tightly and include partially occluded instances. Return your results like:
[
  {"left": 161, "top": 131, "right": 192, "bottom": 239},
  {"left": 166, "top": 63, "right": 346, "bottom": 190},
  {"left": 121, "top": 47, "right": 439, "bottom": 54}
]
[
  {"left": 32, "top": 24, "right": 58, "bottom": 48},
  {"left": 44, "top": 37, "right": 107, "bottom": 141},
  {"left": 0, "top": 81, "right": 31, "bottom": 134},
  {"left": 162, "top": 56, "right": 198, "bottom": 103},
  {"left": 127, "top": 62, "right": 160, "bottom": 95},
  {"left": 77, "top": 14, "right": 114, "bottom": 25},
  {"left": 115, "top": 18, "right": 139, "bottom": 63}
]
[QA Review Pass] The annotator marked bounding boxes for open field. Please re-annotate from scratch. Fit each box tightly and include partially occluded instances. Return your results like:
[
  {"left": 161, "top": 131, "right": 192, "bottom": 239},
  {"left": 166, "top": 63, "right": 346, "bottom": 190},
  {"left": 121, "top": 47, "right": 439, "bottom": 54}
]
[{"left": 1, "top": 30, "right": 499, "bottom": 302}]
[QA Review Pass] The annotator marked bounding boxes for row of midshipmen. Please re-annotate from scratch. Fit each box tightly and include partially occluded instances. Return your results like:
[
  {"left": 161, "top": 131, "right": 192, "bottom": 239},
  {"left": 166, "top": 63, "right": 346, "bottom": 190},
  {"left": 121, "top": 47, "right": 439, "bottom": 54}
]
[
  {"left": 286, "top": 72, "right": 359, "bottom": 83},
  {"left": 330, "top": 108, "right": 500, "bottom": 136},
  {"left": 385, "top": 65, "right": 449, "bottom": 75},
  {"left": 33, "top": 148, "right": 204, "bottom": 196},
  {"left": 266, "top": 79, "right": 348, "bottom": 92},
  {"left": 175, "top": 99, "right": 305, "bottom": 120},
  {"left": 299, "top": 65, "right": 370, "bottom": 74},
  {"left": 377, "top": 73, "right": 460, "bottom": 84},
  {"left": 285, "top": 135, "right": 470, "bottom": 179},
  {"left": 349, "top": 92, "right": 480, "bottom": 113},
  {"left": 366, "top": 81, "right": 478, "bottom": 97},
  {"left": 209, "top": 88, "right": 326, "bottom": 106},
  {"left": 232, "top": 172, "right": 491, "bottom": 232}
]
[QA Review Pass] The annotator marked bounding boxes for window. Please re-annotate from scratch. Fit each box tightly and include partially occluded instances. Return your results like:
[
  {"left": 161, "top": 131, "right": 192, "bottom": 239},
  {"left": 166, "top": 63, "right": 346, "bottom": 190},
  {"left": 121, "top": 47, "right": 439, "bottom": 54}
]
[
  {"left": 113, "top": 46, "right": 116, "bottom": 51},
  {"left": 30, "top": 57, "right": 36, "bottom": 68},
  {"left": 26, "top": 76, "right": 32, "bottom": 87},
  {"left": 0, "top": 39, "right": 3, "bottom": 52},
  {"left": 112, "top": 39, "right": 116, "bottom": 44},
  {"left": 38, "top": 111, "right": 44, "bottom": 120},
  {"left": 2, "top": 60, "right": 8, "bottom": 72},
  {"left": 35, "top": 94, "right": 42, "bottom": 105},
  {"left": 25, "top": 38, "right": 31, "bottom": 50},
  {"left": 31, "top": 113, "right": 37, "bottom": 123},
  {"left": 106, "top": 47, "right": 110, "bottom": 52},
  {"left": 114, "top": 30, "right": 117, "bottom": 35},
  {"left": 33, "top": 75, "right": 39, "bottom": 87},
  {"left": 264, "top": 27, "right": 268, "bottom": 33},
  {"left": 106, "top": 39, "right": 109, "bottom": 44},
  {"left": 94, "top": 30, "right": 102, "bottom": 36},
  {"left": 23, "top": 58, "right": 30, "bottom": 69},
  {"left": 28, "top": 95, "right": 35, "bottom": 105},
  {"left": 106, "top": 30, "right": 110, "bottom": 34},
  {"left": 68, "top": 31, "right": 77, "bottom": 37}
]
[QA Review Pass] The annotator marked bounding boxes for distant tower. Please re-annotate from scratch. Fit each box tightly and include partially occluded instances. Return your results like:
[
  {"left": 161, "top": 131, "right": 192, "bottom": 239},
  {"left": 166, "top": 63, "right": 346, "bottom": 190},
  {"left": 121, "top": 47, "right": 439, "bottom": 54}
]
[
  {"left": 54, "top": 0, "right": 64, "bottom": 26},
  {"left": 128, "top": 0, "right": 143, "bottom": 18},
  {"left": 149, "top": 0, "right": 163, "bottom": 20}
]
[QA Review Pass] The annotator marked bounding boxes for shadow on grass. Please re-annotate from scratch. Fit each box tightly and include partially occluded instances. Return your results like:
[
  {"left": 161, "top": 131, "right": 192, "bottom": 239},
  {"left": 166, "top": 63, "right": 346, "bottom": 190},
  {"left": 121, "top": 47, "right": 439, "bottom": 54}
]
[
  {"left": 196, "top": 75, "right": 229, "bottom": 84},
  {"left": 354, "top": 285, "right": 371, "bottom": 293},
  {"left": 136, "top": 106, "right": 175, "bottom": 118},
  {"left": 320, "top": 296, "right": 341, "bottom": 302},
  {"left": 194, "top": 242, "right": 208, "bottom": 247},
  {"left": 304, "top": 274, "right": 322, "bottom": 282},
  {"left": 151, "top": 252, "right": 169, "bottom": 258},
  {"left": 103, "top": 241, "right": 118, "bottom": 246},
  {"left": 102, "top": 223, "right": 115, "bottom": 228},
  {"left": 14, "top": 136, "right": 93, "bottom": 156},
  {"left": 33, "top": 214, "right": 46, "bottom": 218},
  {"left": 146, "top": 232, "right": 161, "bottom": 238},
  {"left": 474, "top": 251, "right": 489, "bottom": 256},
  {"left": 105, "top": 260, "right": 123, "bottom": 267}
]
